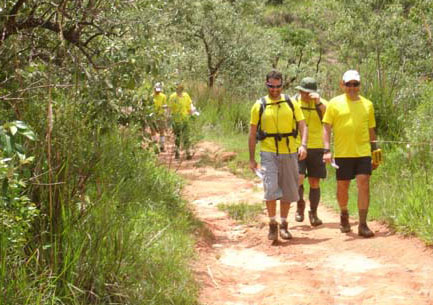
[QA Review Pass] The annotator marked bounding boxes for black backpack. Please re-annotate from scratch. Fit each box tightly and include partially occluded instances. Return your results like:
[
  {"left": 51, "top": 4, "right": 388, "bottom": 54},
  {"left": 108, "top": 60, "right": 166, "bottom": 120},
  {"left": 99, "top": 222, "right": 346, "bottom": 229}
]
[{"left": 256, "top": 94, "right": 298, "bottom": 154}]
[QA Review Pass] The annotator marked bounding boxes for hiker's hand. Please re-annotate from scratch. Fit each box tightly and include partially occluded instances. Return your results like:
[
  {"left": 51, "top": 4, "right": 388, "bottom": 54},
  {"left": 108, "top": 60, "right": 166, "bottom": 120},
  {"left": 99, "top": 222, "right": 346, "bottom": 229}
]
[
  {"left": 310, "top": 92, "right": 320, "bottom": 103},
  {"left": 298, "top": 146, "right": 307, "bottom": 160},
  {"left": 249, "top": 160, "right": 257, "bottom": 172},
  {"left": 323, "top": 151, "right": 332, "bottom": 164}
]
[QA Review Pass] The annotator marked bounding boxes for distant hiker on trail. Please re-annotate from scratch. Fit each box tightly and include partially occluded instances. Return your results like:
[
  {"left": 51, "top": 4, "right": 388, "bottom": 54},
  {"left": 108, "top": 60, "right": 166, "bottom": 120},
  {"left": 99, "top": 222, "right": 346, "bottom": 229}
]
[
  {"left": 248, "top": 69, "right": 308, "bottom": 242},
  {"left": 151, "top": 82, "right": 168, "bottom": 152},
  {"left": 322, "top": 70, "right": 380, "bottom": 238},
  {"left": 168, "top": 82, "right": 193, "bottom": 160},
  {"left": 293, "top": 77, "right": 328, "bottom": 227}
]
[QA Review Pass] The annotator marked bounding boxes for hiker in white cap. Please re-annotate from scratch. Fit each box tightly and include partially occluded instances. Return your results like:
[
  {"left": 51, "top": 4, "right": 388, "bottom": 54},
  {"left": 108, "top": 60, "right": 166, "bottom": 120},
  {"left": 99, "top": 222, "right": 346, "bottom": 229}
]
[
  {"left": 322, "top": 70, "right": 380, "bottom": 238},
  {"left": 151, "top": 82, "right": 168, "bottom": 152}
]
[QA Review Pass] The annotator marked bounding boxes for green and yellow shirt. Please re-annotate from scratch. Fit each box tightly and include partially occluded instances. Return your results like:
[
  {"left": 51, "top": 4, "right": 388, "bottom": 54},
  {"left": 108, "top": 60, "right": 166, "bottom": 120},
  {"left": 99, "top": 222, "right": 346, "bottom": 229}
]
[{"left": 168, "top": 92, "right": 192, "bottom": 121}]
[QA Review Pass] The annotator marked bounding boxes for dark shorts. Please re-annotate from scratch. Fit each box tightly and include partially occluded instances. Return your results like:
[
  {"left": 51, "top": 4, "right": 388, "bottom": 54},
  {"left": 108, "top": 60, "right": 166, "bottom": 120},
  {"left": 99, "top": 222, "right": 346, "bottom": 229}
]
[
  {"left": 298, "top": 148, "right": 327, "bottom": 178},
  {"left": 335, "top": 157, "right": 372, "bottom": 180}
]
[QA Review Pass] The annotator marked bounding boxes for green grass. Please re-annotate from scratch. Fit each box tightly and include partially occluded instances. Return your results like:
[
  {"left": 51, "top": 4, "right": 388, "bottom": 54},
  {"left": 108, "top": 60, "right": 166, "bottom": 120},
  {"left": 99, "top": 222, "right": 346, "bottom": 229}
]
[
  {"left": 217, "top": 202, "right": 264, "bottom": 224},
  {"left": 1, "top": 127, "right": 200, "bottom": 305}
]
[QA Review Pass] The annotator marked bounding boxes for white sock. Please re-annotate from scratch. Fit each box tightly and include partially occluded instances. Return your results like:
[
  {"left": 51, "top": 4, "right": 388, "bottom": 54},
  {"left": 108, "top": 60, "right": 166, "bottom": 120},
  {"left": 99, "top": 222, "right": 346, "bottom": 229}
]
[
  {"left": 269, "top": 216, "right": 276, "bottom": 222},
  {"left": 160, "top": 136, "right": 165, "bottom": 144},
  {"left": 280, "top": 217, "right": 287, "bottom": 223}
]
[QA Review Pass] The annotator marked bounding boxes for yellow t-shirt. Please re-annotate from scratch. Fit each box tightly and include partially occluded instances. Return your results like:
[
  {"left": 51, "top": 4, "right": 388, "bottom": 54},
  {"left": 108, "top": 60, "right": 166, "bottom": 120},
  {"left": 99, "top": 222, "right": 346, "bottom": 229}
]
[
  {"left": 153, "top": 93, "right": 167, "bottom": 115},
  {"left": 293, "top": 95, "right": 328, "bottom": 149},
  {"left": 168, "top": 92, "right": 192, "bottom": 120},
  {"left": 323, "top": 94, "right": 376, "bottom": 158},
  {"left": 250, "top": 94, "right": 304, "bottom": 154}
]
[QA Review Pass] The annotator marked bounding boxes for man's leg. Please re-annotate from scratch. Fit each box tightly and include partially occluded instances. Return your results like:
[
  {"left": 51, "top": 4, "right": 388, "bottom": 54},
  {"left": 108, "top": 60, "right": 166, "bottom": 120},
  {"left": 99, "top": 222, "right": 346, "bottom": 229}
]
[
  {"left": 295, "top": 175, "right": 306, "bottom": 222},
  {"left": 308, "top": 177, "right": 322, "bottom": 226},
  {"left": 159, "top": 126, "right": 165, "bottom": 152},
  {"left": 279, "top": 201, "right": 292, "bottom": 240},
  {"left": 180, "top": 120, "right": 192, "bottom": 160},
  {"left": 337, "top": 180, "right": 351, "bottom": 232},
  {"left": 266, "top": 200, "right": 278, "bottom": 240},
  {"left": 356, "top": 174, "right": 374, "bottom": 237},
  {"left": 172, "top": 122, "right": 181, "bottom": 159}
]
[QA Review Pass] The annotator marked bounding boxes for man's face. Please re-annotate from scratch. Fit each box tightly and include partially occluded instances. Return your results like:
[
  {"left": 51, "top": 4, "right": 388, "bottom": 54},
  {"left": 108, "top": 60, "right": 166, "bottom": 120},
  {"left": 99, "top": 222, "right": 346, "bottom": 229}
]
[
  {"left": 300, "top": 90, "right": 311, "bottom": 101},
  {"left": 266, "top": 78, "right": 283, "bottom": 100},
  {"left": 343, "top": 80, "right": 360, "bottom": 100}
]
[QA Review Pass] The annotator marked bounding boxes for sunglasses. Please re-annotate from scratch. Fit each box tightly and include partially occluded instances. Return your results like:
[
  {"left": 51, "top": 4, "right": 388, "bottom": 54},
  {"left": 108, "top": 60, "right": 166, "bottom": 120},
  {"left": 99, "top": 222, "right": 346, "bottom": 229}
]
[
  {"left": 266, "top": 83, "right": 283, "bottom": 89},
  {"left": 345, "top": 82, "right": 360, "bottom": 87}
]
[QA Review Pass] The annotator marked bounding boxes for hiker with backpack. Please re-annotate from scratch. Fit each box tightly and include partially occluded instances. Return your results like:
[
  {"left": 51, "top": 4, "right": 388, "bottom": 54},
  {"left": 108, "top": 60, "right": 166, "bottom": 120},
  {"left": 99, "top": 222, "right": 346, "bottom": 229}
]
[
  {"left": 292, "top": 77, "right": 328, "bottom": 227},
  {"left": 168, "top": 82, "right": 193, "bottom": 160},
  {"left": 248, "top": 70, "right": 308, "bottom": 242},
  {"left": 322, "top": 70, "right": 380, "bottom": 238}
]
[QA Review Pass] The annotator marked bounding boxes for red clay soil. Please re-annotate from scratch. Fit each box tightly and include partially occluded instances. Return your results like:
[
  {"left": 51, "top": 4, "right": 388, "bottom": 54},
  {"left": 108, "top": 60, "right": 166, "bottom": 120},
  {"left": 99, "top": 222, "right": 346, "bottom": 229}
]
[{"left": 159, "top": 140, "right": 433, "bottom": 305}]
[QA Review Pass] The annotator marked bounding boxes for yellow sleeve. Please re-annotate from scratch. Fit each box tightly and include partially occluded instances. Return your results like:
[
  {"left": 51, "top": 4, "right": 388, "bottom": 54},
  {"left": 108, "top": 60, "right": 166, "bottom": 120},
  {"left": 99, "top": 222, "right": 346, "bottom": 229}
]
[
  {"left": 368, "top": 102, "right": 376, "bottom": 128},
  {"left": 250, "top": 101, "right": 260, "bottom": 126},
  {"left": 322, "top": 101, "right": 334, "bottom": 125},
  {"left": 294, "top": 102, "right": 305, "bottom": 122}
]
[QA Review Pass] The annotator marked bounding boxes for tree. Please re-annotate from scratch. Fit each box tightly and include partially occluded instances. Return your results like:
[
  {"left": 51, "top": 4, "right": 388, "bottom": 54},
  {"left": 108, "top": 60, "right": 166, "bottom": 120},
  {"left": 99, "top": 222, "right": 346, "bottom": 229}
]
[{"left": 164, "top": 0, "right": 268, "bottom": 88}]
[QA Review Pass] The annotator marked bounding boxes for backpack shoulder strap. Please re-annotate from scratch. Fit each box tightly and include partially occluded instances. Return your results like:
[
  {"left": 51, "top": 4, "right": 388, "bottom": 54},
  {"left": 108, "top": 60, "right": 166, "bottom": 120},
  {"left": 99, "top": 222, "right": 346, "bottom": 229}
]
[
  {"left": 257, "top": 96, "right": 267, "bottom": 129},
  {"left": 284, "top": 94, "right": 298, "bottom": 137},
  {"left": 284, "top": 94, "right": 295, "bottom": 113}
]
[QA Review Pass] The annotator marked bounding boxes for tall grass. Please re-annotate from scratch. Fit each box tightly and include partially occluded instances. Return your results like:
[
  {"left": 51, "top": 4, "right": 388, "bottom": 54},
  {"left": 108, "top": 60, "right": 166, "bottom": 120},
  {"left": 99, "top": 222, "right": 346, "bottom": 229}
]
[{"left": 1, "top": 126, "right": 199, "bottom": 304}]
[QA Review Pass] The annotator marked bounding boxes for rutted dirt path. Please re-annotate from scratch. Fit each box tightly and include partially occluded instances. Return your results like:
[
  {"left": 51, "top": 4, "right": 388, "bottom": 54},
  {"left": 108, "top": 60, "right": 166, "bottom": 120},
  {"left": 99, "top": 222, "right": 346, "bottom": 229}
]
[{"left": 160, "top": 141, "right": 433, "bottom": 305}]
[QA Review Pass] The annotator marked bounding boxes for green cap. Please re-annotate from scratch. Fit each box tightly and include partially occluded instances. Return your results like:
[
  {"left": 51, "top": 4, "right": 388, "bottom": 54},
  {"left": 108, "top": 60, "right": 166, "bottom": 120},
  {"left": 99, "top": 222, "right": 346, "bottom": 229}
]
[{"left": 295, "top": 77, "right": 318, "bottom": 93}]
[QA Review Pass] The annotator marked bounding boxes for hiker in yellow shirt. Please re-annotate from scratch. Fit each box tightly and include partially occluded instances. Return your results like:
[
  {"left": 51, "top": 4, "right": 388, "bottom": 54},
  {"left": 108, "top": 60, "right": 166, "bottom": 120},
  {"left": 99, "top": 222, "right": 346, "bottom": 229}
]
[
  {"left": 249, "top": 70, "right": 308, "bottom": 242},
  {"left": 151, "top": 82, "right": 168, "bottom": 152},
  {"left": 323, "top": 70, "right": 379, "bottom": 238},
  {"left": 293, "top": 77, "right": 328, "bottom": 227},
  {"left": 168, "top": 83, "right": 193, "bottom": 160}
]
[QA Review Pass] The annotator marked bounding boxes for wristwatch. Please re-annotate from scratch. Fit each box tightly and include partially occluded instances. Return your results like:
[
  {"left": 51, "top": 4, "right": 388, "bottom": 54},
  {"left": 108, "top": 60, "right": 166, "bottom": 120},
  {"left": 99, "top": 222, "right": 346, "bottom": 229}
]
[{"left": 323, "top": 148, "right": 331, "bottom": 153}]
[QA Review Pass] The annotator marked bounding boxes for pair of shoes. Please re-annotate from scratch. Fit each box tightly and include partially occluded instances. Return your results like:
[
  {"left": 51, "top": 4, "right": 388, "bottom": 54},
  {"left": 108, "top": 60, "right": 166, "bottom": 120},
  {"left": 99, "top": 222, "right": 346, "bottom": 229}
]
[
  {"left": 340, "top": 212, "right": 351, "bottom": 233},
  {"left": 308, "top": 210, "right": 323, "bottom": 227},
  {"left": 279, "top": 221, "right": 292, "bottom": 240},
  {"left": 268, "top": 221, "right": 278, "bottom": 241},
  {"left": 295, "top": 200, "right": 305, "bottom": 222},
  {"left": 358, "top": 223, "right": 374, "bottom": 238}
]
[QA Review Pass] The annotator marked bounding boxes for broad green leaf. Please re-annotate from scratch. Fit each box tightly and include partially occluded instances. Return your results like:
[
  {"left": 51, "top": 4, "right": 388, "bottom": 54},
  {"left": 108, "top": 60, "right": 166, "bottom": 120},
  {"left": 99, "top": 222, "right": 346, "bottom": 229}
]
[
  {"left": 14, "top": 121, "right": 28, "bottom": 130},
  {"left": 9, "top": 125, "right": 18, "bottom": 135},
  {"left": 21, "top": 130, "right": 36, "bottom": 141}
]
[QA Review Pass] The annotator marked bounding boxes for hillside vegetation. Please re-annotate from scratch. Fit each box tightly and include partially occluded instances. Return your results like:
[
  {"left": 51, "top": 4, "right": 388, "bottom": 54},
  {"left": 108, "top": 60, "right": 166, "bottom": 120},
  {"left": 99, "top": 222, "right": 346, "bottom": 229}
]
[{"left": 1, "top": 0, "right": 433, "bottom": 304}]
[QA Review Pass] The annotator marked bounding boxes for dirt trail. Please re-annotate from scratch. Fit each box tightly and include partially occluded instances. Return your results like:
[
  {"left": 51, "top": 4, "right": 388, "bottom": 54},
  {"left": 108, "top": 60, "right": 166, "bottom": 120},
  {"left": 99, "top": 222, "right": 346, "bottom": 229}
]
[{"left": 160, "top": 141, "right": 433, "bottom": 305}]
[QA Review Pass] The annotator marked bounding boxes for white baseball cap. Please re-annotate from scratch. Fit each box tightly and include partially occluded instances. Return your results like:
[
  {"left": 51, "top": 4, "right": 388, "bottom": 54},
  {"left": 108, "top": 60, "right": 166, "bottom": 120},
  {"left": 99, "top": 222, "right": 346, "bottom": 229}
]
[
  {"left": 154, "top": 82, "right": 162, "bottom": 92},
  {"left": 342, "top": 70, "right": 360, "bottom": 83}
]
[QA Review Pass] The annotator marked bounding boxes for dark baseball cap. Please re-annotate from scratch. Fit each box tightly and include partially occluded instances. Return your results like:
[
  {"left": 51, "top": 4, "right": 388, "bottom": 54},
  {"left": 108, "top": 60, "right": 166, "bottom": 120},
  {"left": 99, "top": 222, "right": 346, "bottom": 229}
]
[{"left": 295, "top": 77, "right": 318, "bottom": 93}]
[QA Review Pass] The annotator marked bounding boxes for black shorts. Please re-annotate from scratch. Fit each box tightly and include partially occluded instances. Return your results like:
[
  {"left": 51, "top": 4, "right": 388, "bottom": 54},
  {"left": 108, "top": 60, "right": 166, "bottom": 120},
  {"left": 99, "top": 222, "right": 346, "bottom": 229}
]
[
  {"left": 335, "top": 157, "right": 372, "bottom": 180},
  {"left": 298, "top": 148, "right": 327, "bottom": 178}
]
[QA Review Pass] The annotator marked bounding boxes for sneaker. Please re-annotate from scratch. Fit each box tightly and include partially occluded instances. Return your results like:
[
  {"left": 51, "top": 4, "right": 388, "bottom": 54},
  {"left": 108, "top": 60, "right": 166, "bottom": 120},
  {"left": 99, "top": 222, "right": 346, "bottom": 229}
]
[
  {"left": 175, "top": 151, "right": 180, "bottom": 159},
  {"left": 358, "top": 223, "right": 374, "bottom": 238},
  {"left": 279, "top": 221, "right": 292, "bottom": 240},
  {"left": 186, "top": 153, "right": 192, "bottom": 160},
  {"left": 160, "top": 146, "right": 165, "bottom": 152},
  {"left": 295, "top": 200, "right": 305, "bottom": 222},
  {"left": 268, "top": 221, "right": 278, "bottom": 241},
  {"left": 340, "top": 212, "right": 351, "bottom": 233}
]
